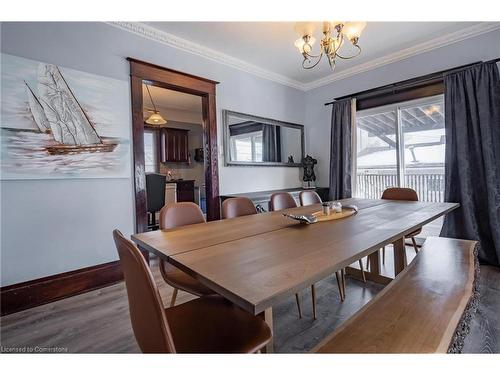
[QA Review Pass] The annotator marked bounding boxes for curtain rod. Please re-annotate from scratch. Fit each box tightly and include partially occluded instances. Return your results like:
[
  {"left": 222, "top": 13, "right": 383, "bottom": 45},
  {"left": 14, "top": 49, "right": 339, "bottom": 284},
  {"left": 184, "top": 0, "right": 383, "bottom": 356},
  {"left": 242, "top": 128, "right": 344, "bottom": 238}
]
[{"left": 324, "top": 57, "right": 500, "bottom": 106}]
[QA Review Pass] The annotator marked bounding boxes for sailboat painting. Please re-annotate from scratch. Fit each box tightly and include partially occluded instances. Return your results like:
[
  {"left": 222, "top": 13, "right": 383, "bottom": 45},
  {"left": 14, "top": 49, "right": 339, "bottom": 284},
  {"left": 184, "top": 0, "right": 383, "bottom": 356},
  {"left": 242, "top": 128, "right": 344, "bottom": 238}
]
[{"left": 1, "top": 53, "right": 131, "bottom": 180}]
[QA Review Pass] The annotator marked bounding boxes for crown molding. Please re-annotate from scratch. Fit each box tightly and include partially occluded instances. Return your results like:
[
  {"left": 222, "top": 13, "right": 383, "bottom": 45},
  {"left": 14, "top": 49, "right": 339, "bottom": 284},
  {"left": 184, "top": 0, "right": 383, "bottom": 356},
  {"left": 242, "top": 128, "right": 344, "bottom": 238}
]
[
  {"left": 107, "top": 21, "right": 305, "bottom": 90},
  {"left": 108, "top": 22, "right": 500, "bottom": 92},
  {"left": 303, "top": 22, "right": 500, "bottom": 91}
]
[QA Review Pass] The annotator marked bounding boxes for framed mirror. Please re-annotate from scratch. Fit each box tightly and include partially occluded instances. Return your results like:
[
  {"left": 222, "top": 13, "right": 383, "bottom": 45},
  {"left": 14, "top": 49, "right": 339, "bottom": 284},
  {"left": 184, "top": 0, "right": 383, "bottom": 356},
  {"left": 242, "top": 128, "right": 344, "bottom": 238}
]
[{"left": 223, "top": 110, "right": 304, "bottom": 167}]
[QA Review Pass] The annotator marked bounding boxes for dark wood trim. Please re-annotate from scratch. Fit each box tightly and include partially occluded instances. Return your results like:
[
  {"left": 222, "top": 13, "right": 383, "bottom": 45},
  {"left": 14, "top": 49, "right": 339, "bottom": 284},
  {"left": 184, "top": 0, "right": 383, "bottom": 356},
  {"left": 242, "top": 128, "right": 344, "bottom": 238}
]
[
  {"left": 127, "top": 58, "right": 219, "bottom": 86},
  {"left": 356, "top": 82, "right": 444, "bottom": 110},
  {"left": 324, "top": 61, "right": 482, "bottom": 110},
  {"left": 129, "top": 58, "right": 220, "bottom": 231},
  {"left": 0, "top": 261, "right": 123, "bottom": 316}
]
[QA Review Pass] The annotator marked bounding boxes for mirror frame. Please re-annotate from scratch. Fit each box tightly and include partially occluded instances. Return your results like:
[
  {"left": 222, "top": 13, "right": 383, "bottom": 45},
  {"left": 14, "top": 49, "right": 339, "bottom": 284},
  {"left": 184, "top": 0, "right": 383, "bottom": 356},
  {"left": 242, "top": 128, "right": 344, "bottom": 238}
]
[{"left": 222, "top": 109, "right": 305, "bottom": 167}]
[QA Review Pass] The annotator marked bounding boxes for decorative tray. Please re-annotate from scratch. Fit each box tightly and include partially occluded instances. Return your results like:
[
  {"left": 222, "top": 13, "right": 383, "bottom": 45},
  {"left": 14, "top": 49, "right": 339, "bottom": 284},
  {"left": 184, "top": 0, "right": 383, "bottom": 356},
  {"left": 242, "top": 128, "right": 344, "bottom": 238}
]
[
  {"left": 311, "top": 207, "right": 357, "bottom": 221},
  {"left": 282, "top": 205, "right": 358, "bottom": 224}
]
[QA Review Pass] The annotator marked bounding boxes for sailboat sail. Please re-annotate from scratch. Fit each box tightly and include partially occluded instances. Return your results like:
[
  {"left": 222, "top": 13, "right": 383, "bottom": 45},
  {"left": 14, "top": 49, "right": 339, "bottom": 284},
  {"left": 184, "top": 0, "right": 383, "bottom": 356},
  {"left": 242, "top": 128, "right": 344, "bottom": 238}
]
[
  {"left": 25, "top": 81, "right": 51, "bottom": 133},
  {"left": 37, "top": 64, "right": 102, "bottom": 145}
]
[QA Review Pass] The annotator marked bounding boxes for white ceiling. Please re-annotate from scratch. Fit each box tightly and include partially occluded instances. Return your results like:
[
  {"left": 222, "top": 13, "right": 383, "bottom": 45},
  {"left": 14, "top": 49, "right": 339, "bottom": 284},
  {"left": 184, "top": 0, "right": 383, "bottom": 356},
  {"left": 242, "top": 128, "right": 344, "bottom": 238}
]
[{"left": 145, "top": 22, "right": 487, "bottom": 86}]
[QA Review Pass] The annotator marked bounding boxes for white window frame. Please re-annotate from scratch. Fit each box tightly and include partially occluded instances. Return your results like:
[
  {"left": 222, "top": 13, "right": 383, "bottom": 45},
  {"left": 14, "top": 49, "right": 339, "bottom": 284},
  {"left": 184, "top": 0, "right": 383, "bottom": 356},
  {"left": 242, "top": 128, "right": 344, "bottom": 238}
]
[
  {"left": 229, "top": 130, "right": 263, "bottom": 162},
  {"left": 353, "top": 94, "right": 444, "bottom": 193},
  {"left": 144, "top": 129, "right": 158, "bottom": 173}
]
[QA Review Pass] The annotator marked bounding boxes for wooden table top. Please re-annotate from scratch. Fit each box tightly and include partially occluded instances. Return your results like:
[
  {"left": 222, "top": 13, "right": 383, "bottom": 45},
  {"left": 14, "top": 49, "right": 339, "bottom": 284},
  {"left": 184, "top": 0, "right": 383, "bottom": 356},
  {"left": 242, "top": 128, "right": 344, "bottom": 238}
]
[
  {"left": 168, "top": 200, "right": 459, "bottom": 314},
  {"left": 131, "top": 198, "right": 388, "bottom": 259}
]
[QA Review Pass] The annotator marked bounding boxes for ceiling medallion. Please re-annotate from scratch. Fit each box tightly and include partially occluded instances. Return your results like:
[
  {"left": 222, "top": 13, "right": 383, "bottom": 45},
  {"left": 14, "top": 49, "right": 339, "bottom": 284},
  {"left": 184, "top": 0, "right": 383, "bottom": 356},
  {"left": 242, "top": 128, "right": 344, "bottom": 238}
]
[{"left": 294, "top": 22, "right": 366, "bottom": 71}]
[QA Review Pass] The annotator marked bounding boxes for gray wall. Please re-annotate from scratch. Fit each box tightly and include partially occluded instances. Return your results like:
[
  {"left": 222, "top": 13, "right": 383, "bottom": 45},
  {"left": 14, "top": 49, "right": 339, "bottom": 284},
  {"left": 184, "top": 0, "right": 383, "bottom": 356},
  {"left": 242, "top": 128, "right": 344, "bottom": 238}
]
[
  {"left": 1, "top": 22, "right": 499, "bottom": 286},
  {"left": 0, "top": 22, "right": 306, "bottom": 286},
  {"left": 304, "top": 28, "right": 500, "bottom": 187}
]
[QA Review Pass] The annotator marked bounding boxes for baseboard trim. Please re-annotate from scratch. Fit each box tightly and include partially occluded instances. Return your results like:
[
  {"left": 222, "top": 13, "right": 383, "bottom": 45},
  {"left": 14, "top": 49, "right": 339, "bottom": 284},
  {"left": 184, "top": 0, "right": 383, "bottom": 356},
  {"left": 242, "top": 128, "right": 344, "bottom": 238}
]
[{"left": 0, "top": 261, "right": 123, "bottom": 316}]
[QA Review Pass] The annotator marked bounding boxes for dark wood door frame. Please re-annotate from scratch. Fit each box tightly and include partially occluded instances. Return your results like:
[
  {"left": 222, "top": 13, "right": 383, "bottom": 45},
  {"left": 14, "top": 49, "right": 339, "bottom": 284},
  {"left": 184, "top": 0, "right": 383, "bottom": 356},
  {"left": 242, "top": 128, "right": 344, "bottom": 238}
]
[{"left": 128, "top": 58, "right": 220, "bottom": 233}]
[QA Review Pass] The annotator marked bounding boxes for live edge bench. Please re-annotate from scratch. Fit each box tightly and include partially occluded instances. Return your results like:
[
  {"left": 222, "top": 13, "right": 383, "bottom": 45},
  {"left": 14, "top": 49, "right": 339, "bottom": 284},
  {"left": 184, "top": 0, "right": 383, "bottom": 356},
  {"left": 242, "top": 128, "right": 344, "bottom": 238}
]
[{"left": 313, "top": 237, "right": 479, "bottom": 354}]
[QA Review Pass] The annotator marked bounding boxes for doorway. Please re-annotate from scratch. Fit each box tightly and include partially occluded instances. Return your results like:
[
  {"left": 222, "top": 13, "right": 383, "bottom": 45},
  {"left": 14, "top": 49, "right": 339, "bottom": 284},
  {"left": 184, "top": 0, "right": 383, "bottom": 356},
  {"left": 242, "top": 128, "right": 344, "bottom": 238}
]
[{"left": 128, "top": 59, "right": 220, "bottom": 233}]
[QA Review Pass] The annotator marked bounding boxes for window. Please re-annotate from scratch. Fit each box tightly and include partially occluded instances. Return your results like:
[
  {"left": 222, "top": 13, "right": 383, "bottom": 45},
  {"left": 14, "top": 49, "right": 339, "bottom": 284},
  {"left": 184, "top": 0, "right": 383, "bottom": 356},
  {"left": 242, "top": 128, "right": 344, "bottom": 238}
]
[
  {"left": 229, "top": 131, "right": 263, "bottom": 162},
  {"left": 355, "top": 95, "right": 445, "bottom": 202},
  {"left": 144, "top": 130, "right": 158, "bottom": 173}
]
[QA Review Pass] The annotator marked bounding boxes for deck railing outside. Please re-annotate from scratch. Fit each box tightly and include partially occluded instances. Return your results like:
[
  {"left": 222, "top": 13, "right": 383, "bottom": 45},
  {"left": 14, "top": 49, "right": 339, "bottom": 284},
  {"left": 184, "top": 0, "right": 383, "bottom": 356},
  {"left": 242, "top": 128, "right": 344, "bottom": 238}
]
[{"left": 355, "top": 168, "right": 445, "bottom": 202}]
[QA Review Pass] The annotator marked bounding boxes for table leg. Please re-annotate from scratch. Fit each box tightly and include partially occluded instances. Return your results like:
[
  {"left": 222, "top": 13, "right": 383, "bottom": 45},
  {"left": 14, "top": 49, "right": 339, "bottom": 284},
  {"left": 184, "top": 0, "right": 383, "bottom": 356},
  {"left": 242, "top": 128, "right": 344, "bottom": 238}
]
[
  {"left": 137, "top": 245, "right": 150, "bottom": 265},
  {"left": 368, "top": 250, "right": 381, "bottom": 276},
  {"left": 393, "top": 237, "right": 407, "bottom": 276},
  {"left": 258, "top": 307, "right": 273, "bottom": 353}
]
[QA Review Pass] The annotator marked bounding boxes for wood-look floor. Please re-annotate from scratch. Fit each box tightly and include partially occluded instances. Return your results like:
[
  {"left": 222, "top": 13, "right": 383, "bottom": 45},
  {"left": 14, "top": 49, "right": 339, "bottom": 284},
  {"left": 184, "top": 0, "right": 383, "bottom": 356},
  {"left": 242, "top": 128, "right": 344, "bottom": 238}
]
[{"left": 1, "top": 247, "right": 499, "bottom": 353}]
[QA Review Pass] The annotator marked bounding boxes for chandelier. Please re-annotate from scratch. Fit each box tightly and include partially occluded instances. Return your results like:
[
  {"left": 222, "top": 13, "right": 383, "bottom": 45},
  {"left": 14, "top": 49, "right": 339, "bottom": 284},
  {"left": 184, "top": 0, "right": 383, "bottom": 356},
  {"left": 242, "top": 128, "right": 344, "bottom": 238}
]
[
  {"left": 294, "top": 22, "right": 366, "bottom": 71},
  {"left": 144, "top": 84, "right": 167, "bottom": 125}
]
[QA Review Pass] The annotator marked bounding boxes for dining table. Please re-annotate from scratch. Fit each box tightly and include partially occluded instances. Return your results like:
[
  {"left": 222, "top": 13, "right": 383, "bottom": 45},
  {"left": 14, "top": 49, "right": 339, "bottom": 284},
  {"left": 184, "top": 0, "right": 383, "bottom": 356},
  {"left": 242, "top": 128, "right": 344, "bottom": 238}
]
[{"left": 132, "top": 197, "right": 459, "bottom": 352}]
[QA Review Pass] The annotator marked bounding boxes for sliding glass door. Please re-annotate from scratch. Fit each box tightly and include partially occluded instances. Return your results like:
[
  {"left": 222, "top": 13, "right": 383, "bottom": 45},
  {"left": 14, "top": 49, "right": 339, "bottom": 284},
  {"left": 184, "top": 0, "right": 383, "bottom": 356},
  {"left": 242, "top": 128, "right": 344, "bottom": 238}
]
[
  {"left": 355, "top": 105, "right": 398, "bottom": 199},
  {"left": 400, "top": 99, "right": 445, "bottom": 202},
  {"left": 354, "top": 95, "right": 445, "bottom": 237}
]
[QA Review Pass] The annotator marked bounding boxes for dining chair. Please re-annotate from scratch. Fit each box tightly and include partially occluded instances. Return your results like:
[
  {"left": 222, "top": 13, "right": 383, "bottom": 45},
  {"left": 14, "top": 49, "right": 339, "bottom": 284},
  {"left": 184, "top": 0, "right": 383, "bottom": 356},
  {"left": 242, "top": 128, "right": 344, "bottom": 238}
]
[
  {"left": 222, "top": 197, "right": 257, "bottom": 219},
  {"left": 113, "top": 229, "right": 272, "bottom": 353},
  {"left": 299, "top": 190, "right": 322, "bottom": 206},
  {"left": 269, "top": 192, "right": 298, "bottom": 211},
  {"left": 158, "top": 202, "right": 215, "bottom": 307},
  {"left": 298, "top": 190, "right": 365, "bottom": 302},
  {"left": 380, "top": 187, "right": 421, "bottom": 262}
]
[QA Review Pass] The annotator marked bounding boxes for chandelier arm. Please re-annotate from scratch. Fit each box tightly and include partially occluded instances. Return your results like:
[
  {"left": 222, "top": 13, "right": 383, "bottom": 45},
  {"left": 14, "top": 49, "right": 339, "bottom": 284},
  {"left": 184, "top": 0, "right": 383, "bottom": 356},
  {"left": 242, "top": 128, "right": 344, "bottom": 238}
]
[
  {"left": 303, "top": 50, "right": 322, "bottom": 59},
  {"left": 336, "top": 44, "right": 362, "bottom": 60},
  {"left": 332, "top": 33, "right": 344, "bottom": 55},
  {"left": 302, "top": 54, "right": 324, "bottom": 70}
]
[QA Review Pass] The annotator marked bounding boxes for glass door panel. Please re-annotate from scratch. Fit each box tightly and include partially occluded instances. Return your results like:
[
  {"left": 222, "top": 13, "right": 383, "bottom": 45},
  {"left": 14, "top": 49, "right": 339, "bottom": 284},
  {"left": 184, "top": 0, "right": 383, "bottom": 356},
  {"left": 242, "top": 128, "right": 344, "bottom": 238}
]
[
  {"left": 400, "top": 99, "right": 445, "bottom": 202},
  {"left": 355, "top": 108, "right": 398, "bottom": 199}
]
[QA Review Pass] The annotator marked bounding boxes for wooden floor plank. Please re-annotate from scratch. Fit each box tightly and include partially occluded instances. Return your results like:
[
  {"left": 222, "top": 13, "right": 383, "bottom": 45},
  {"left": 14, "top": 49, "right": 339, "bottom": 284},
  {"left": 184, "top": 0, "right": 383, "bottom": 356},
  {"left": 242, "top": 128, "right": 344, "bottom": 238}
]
[{"left": 1, "top": 257, "right": 499, "bottom": 353}]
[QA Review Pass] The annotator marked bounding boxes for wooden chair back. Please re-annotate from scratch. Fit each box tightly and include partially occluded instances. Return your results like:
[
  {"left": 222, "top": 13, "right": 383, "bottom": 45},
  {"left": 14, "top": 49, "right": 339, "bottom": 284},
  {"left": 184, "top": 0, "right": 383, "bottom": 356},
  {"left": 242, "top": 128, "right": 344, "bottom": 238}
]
[
  {"left": 299, "top": 191, "right": 322, "bottom": 206},
  {"left": 381, "top": 187, "right": 418, "bottom": 201},
  {"left": 112, "top": 229, "right": 175, "bottom": 353},
  {"left": 222, "top": 197, "right": 257, "bottom": 219},
  {"left": 159, "top": 202, "right": 205, "bottom": 229},
  {"left": 269, "top": 192, "right": 298, "bottom": 211}
]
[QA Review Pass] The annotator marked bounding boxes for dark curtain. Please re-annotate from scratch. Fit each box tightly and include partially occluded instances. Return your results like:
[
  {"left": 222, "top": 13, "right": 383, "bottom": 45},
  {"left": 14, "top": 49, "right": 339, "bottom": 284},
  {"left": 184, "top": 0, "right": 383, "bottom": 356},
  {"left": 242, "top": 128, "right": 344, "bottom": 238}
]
[
  {"left": 262, "top": 124, "right": 281, "bottom": 162},
  {"left": 440, "top": 62, "right": 500, "bottom": 266},
  {"left": 230, "top": 122, "right": 281, "bottom": 162},
  {"left": 329, "top": 98, "right": 353, "bottom": 200}
]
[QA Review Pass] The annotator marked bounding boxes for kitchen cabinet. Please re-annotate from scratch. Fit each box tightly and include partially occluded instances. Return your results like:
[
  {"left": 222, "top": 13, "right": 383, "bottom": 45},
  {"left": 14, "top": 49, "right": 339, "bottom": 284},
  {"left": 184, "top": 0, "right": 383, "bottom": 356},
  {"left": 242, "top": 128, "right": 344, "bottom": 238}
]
[
  {"left": 160, "top": 128, "right": 189, "bottom": 163},
  {"left": 174, "top": 180, "right": 195, "bottom": 203}
]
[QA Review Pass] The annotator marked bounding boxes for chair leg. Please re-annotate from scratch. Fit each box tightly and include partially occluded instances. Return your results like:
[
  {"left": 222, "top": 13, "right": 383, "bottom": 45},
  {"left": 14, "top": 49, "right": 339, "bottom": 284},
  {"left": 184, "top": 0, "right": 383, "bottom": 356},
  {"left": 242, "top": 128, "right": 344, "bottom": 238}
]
[
  {"left": 170, "top": 288, "right": 178, "bottom": 307},
  {"left": 295, "top": 293, "right": 303, "bottom": 319},
  {"left": 341, "top": 268, "right": 346, "bottom": 299},
  {"left": 311, "top": 284, "right": 317, "bottom": 320},
  {"left": 358, "top": 259, "right": 367, "bottom": 283},
  {"left": 411, "top": 237, "right": 419, "bottom": 254},
  {"left": 335, "top": 271, "right": 344, "bottom": 302},
  {"left": 382, "top": 246, "right": 386, "bottom": 265}
]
